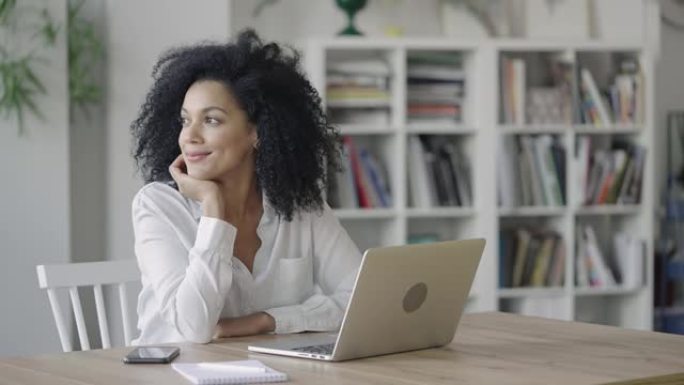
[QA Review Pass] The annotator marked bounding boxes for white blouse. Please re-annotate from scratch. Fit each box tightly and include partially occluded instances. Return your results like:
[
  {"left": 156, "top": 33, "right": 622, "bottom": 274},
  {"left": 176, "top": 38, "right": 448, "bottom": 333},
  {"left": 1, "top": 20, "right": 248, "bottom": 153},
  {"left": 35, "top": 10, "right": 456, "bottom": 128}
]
[{"left": 131, "top": 182, "right": 362, "bottom": 345}]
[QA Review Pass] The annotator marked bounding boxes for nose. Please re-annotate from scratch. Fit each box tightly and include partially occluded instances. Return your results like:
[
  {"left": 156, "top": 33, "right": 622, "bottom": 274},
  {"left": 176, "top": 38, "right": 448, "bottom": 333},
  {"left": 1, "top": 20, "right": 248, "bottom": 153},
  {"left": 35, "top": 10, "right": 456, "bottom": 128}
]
[{"left": 179, "top": 120, "right": 202, "bottom": 145}]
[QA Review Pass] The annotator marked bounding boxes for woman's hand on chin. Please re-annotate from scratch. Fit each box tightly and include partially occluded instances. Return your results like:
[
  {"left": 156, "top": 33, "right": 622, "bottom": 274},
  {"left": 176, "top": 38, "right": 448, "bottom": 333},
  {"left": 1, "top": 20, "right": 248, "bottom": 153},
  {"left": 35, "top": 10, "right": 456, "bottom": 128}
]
[{"left": 169, "top": 154, "right": 224, "bottom": 218}]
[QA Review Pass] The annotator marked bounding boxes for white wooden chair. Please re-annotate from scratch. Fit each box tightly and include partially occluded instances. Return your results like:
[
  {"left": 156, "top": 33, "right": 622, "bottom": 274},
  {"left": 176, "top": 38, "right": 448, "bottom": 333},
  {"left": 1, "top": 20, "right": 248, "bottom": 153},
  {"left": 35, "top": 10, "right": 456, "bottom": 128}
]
[{"left": 36, "top": 260, "right": 140, "bottom": 352}]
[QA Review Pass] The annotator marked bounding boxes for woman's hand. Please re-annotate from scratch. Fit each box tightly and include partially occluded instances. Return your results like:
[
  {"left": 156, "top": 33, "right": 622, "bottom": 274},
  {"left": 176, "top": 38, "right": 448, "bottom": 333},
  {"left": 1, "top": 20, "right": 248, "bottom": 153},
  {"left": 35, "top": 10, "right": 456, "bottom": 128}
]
[
  {"left": 213, "top": 312, "right": 276, "bottom": 339},
  {"left": 169, "top": 154, "right": 224, "bottom": 218}
]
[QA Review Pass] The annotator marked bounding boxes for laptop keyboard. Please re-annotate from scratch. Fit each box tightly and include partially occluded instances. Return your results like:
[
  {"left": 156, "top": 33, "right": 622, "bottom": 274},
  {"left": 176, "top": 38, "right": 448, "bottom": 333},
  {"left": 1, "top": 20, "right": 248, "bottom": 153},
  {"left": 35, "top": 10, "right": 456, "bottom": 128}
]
[{"left": 292, "top": 343, "right": 335, "bottom": 355}]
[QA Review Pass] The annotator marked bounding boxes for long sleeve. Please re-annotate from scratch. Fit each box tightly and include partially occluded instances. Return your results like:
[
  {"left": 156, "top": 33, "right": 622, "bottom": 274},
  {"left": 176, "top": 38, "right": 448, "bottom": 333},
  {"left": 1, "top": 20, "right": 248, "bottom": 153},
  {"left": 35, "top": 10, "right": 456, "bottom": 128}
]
[
  {"left": 132, "top": 185, "right": 236, "bottom": 343},
  {"left": 264, "top": 203, "right": 362, "bottom": 334}
]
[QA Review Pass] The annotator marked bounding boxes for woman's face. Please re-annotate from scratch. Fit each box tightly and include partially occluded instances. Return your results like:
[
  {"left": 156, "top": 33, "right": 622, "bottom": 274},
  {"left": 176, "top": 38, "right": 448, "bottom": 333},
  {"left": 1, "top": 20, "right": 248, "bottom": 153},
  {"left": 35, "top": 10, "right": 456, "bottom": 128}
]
[{"left": 178, "top": 80, "right": 257, "bottom": 181}]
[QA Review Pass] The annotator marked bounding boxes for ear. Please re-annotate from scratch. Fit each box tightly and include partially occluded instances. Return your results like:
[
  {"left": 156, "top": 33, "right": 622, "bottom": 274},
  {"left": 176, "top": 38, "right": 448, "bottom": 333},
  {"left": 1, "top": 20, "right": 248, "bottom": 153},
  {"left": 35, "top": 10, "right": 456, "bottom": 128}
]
[{"left": 249, "top": 125, "right": 259, "bottom": 150}]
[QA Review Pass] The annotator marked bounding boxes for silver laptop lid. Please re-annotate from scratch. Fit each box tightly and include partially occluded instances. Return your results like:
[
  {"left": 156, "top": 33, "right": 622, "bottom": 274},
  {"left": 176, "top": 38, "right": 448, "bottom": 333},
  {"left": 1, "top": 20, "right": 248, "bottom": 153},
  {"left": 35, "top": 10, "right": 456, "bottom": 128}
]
[{"left": 331, "top": 238, "right": 485, "bottom": 361}]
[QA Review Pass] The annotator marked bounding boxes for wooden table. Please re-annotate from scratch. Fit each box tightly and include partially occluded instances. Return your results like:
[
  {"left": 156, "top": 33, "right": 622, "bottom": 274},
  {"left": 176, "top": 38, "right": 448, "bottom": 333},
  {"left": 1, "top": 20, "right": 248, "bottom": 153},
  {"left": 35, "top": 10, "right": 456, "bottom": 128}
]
[{"left": 2, "top": 312, "right": 684, "bottom": 385}]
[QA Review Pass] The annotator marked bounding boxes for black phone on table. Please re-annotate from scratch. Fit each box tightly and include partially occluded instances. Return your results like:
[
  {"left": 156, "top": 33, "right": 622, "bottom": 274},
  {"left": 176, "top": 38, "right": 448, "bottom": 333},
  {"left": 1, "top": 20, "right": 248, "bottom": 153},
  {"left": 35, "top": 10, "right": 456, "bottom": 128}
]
[{"left": 123, "top": 346, "right": 180, "bottom": 364}]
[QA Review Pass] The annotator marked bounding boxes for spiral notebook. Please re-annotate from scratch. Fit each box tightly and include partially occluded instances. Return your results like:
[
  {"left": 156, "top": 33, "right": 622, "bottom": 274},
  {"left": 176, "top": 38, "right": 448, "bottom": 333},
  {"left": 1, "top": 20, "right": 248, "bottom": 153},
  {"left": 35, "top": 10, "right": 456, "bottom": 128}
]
[{"left": 172, "top": 359, "right": 287, "bottom": 385}]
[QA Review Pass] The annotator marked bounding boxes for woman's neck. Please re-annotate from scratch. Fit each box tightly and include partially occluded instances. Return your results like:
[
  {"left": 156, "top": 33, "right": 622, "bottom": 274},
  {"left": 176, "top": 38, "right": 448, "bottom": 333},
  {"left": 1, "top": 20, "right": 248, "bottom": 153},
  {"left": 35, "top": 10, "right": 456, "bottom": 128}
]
[{"left": 217, "top": 164, "right": 262, "bottom": 223}]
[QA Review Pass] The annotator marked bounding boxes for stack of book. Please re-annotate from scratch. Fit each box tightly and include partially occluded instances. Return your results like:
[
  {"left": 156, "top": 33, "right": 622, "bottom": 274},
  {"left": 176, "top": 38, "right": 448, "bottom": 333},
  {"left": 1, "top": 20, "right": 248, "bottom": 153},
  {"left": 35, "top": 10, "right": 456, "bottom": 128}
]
[
  {"left": 406, "top": 52, "right": 465, "bottom": 124},
  {"left": 327, "top": 136, "right": 392, "bottom": 209},
  {"left": 577, "top": 59, "right": 644, "bottom": 126},
  {"left": 575, "top": 225, "right": 644, "bottom": 289},
  {"left": 407, "top": 135, "right": 472, "bottom": 208},
  {"left": 326, "top": 58, "right": 391, "bottom": 125},
  {"left": 575, "top": 137, "right": 645, "bottom": 205},
  {"left": 499, "top": 227, "right": 565, "bottom": 288},
  {"left": 498, "top": 135, "right": 566, "bottom": 207}
]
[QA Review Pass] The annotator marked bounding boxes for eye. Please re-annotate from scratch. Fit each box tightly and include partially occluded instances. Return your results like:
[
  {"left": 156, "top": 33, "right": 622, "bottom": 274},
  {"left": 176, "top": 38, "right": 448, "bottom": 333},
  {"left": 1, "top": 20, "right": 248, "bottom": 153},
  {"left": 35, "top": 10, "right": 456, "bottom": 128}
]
[
  {"left": 179, "top": 116, "right": 190, "bottom": 127},
  {"left": 205, "top": 116, "right": 221, "bottom": 126}
]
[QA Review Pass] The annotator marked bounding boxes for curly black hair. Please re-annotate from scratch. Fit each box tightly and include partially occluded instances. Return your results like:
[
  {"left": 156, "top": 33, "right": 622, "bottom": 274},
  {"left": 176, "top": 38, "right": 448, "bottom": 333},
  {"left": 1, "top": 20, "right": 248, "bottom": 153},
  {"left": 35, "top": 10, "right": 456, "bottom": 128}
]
[{"left": 131, "top": 29, "right": 341, "bottom": 221}]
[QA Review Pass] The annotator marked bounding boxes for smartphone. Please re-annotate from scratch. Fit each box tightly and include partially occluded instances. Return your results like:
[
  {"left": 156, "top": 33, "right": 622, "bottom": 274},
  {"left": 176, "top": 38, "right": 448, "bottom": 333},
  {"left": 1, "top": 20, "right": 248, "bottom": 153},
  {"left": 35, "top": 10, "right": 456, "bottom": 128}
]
[{"left": 123, "top": 346, "right": 180, "bottom": 364}]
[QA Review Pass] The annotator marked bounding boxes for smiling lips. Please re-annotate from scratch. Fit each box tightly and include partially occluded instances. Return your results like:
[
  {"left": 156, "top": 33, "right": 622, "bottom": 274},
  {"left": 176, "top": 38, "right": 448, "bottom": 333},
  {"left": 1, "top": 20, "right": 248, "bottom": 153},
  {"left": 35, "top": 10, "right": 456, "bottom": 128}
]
[{"left": 185, "top": 151, "right": 211, "bottom": 162}]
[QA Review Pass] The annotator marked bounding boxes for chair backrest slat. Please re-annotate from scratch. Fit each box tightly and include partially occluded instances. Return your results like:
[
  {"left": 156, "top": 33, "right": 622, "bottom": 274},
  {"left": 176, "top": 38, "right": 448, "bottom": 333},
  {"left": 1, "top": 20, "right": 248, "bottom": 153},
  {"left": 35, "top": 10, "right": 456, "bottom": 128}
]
[
  {"left": 68, "top": 287, "right": 91, "bottom": 351},
  {"left": 93, "top": 284, "right": 111, "bottom": 349},
  {"left": 46, "top": 288, "right": 73, "bottom": 352},
  {"left": 118, "top": 283, "right": 132, "bottom": 346},
  {"left": 36, "top": 260, "right": 139, "bottom": 352},
  {"left": 37, "top": 261, "right": 138, "bottom": 289}
]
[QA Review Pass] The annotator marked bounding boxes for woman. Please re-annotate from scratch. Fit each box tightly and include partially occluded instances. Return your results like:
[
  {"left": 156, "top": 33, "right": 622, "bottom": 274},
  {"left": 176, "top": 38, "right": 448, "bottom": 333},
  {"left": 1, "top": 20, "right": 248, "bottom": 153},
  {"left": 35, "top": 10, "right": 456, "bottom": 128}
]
[{"left": 130, "top": 30, "right": 361, "bottom": 344}]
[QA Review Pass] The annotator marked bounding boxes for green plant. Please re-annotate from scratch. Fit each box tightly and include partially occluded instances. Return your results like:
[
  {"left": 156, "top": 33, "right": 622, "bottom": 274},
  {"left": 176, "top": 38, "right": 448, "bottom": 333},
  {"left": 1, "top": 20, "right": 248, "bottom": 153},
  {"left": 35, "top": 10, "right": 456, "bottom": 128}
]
[
  {"left": 0, "top": 54, "right": 45, "bottom": 133},
  {"left": 0, "top": 1, "right": 58, "bottom": 135},
  {"left": 68, "top": 0, "right": 104, "bottom": 117},
  {"left": 0, "top": 0, "right": 16, "bottom": 23}
]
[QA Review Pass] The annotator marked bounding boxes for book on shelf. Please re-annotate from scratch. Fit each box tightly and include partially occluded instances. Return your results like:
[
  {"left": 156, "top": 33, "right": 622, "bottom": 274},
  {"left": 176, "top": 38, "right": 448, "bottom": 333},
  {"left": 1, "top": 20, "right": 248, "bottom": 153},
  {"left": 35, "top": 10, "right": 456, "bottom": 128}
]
[
  {"left": 326, "top": 58, "right": 391, "bottom": 116},
  {"left": 579, "top": 68, "right": 612, "bottom": 126},
  {"left": 576, "top": 138, "right": 646, "bottom": 205},
  {"left": 575, "top": 224, "right": 644, "bottom": 289},
  {"left": 328, "top": 143, "right": 358, "bottom": 209},
  {"left": 327, "top": 136, "right": 392, "bottom": 210},
  {"left": 577, "top": 58, "right": 644, "bottom": 126},
  {"left": 500, "top": 57, "right": 526, "bottom": 125},
  {"left": 498, "top": 137, "right": 521, "bottom": 207},
  {"left": 327, "top": 108, "right": 390, "bottom": 126},
  {"left": 408, "top": 135, "right": 436, "bottom": 208},
  {"left": 500, "top": 228, "right": 565, "bottom": 288},
  {"left": 408, "top": 135, "right": 472, "bottom": 208},
  {"left": 328, "top": 58, "right": 391, "bottom": 77},
  {"left": 407, "top": 52, "right": 465, "bottom": 124},
  {"left": 498, "top": 135, "right": 565, "bottom": 207}
]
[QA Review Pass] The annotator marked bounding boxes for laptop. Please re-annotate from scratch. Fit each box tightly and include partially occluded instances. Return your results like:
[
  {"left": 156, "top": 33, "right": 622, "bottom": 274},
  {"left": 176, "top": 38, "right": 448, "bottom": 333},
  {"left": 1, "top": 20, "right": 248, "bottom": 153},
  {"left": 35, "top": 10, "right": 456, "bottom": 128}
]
[{"left": 248, "top": 238, "right": 485, "bottom": 362}]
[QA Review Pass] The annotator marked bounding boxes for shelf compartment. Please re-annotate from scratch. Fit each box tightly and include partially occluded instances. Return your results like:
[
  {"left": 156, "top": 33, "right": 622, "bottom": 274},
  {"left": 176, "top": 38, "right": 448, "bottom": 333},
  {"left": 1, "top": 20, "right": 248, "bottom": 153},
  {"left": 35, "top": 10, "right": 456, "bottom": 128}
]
[
  {"left": 498, "top": 287, "right": 566, "bottom": 298},
  {"left": 575, "top": 205, "right": 641, "bottom": 216},
  {"left": 574, "top": 286, "right": 644, "bottom": 296},
  {"left": 573, "top": 125, "right": 643, "bottom": 134},
  {"left": 337, "top": 124, "right": 398, "bottom": 135},
  {"left": 333, "top": 208, "right": 397, "bottom": 219},
  {"left": 405, "top": 123, "right": 476, "bottom": 135},
  {"left": 498, "top": 206, "right": 567, "bottom": 217},
  {"left": 498, "top": 124, "right": 570, "bottom": 134},
  {"left": 406, "top": 207, "right": 475, "bottom": 218}
]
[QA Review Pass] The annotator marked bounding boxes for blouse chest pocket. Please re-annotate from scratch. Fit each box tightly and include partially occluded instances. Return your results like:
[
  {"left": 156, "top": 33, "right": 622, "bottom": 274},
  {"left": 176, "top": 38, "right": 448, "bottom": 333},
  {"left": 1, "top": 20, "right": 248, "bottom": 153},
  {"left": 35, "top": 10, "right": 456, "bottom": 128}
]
[{"left": 273, "top": 256, "right": 314, "bottom": 306}]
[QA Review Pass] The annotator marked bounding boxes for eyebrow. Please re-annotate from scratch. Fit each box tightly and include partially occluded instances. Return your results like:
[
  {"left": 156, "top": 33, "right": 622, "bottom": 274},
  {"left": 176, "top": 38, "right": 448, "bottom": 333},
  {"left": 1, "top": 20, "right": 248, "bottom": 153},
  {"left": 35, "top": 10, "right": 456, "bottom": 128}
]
[{"left": 181, "top": 106, "right": 228, "bottom": 114}]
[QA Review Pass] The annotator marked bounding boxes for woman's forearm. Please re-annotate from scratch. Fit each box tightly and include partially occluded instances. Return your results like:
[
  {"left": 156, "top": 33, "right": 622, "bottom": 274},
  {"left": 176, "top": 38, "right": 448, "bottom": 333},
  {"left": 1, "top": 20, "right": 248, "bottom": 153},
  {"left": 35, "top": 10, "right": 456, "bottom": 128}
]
[{"left": 215, "top": 312, "right": 275, "bottom": 339}]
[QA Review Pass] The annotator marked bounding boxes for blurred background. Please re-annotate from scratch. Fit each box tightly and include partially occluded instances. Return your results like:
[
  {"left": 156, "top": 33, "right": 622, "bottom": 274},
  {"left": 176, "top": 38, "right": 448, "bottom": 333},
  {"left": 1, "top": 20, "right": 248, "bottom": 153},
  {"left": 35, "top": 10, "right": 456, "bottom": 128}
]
[{"left": 1, "top": 0, "right": 683, "bottom": 357}]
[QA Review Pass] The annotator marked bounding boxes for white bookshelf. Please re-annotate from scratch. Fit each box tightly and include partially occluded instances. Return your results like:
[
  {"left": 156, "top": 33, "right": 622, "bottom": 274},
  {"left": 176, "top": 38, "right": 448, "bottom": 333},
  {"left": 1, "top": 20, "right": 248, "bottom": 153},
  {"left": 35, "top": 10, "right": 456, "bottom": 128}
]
[{"left": 303, "top": 37, "right": 654, "bottom": 330}]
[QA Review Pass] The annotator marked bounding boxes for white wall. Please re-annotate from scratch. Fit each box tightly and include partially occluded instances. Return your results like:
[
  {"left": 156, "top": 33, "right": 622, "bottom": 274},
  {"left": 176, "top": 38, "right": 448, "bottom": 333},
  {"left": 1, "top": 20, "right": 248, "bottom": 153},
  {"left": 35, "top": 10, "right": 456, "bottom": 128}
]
[
  {"left": 104, "top": 0, "right": 232, "bottom": 345},
  {"left": 0, "top": 0, "right": 69, "bottom": 356}
]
